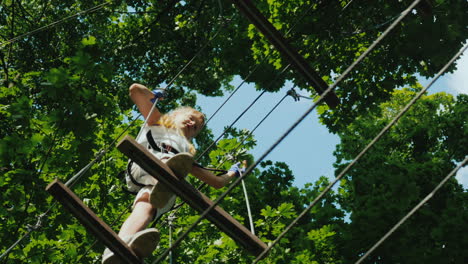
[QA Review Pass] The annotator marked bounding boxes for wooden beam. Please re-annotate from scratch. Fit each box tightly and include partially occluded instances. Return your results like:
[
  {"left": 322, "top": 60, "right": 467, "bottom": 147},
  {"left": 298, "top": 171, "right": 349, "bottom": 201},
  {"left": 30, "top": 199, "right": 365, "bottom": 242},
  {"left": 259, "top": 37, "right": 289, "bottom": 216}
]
[
  {"left": 117, "top": 136, "right": 267, "bottom": 257},
  {"left": 46, "top": 179, "right": 142, "bottom": 264},
  {"left": 230, "top": 0, "right": 340, "bottom": 108}
]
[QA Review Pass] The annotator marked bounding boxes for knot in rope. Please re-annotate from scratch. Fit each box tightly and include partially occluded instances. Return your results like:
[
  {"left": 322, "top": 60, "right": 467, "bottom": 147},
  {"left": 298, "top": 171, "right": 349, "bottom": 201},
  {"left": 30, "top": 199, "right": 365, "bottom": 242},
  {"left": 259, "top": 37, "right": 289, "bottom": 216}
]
[
  {"left": 287, "top": 88, "right": 300, "bottom": 101},
  {"left": 287, "top": 88, "right": 312, "bottom": 101}
]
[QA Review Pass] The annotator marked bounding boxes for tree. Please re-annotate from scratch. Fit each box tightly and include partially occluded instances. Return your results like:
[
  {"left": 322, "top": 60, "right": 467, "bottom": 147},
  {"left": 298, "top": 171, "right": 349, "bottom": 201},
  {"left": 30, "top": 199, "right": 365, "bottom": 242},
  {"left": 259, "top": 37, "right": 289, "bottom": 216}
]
[
  {"left": 334, "top": 88, "right": 467, "bottom": 263},
  {"left": 0, "top": 0, "right": 466, "bottom": 263}
]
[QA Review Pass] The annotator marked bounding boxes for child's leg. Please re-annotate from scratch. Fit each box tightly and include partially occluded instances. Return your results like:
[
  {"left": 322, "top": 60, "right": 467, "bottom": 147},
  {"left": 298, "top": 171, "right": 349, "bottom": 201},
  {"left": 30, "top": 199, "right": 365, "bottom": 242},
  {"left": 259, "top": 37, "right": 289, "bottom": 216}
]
[
  {"left": 118, "top": 192, "right": 155, "bottom": 238},
  {"left": 102, "top": 191, "right": 159, "bottom": 264}
]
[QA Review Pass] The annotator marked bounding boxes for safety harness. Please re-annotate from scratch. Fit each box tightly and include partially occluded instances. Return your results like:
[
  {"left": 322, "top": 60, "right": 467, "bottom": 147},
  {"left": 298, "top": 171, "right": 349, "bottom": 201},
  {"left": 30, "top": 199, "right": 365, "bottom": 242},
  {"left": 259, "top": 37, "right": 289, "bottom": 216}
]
[{"left": 123, "top": 130, "right": 227, "bottom": 194}]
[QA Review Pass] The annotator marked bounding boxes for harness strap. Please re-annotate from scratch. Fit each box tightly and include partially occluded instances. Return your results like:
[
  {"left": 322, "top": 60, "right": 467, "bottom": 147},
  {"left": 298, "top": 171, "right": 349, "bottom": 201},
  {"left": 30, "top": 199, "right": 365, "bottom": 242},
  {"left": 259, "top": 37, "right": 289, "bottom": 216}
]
[
  {"left": 127, "top": 160, "right": 146, "bottom": 188},
  {"left": 146, "top": 130, "right": 180, "bottom": 155},
  {"left": 192, "top": 163, "right": 227, "bottom": 176},
  {"left": 145, "top": 130, "right": 225, "bottom": 174},
  {"left": 125, "top": 130, "right": 229, "bottom": 195},
  {"left": 118, "top": 169, "right": 139, "bottom": 195}
]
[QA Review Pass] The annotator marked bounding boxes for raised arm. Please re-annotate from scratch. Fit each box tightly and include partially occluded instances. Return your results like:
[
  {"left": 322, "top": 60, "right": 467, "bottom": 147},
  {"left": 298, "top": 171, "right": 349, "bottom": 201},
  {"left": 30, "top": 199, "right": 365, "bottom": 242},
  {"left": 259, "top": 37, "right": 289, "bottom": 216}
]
[
  {"left": 191, "top": 166, "right": 237, "bottom": 189},
  {"left": 129, "top": 83, "right": 161, "bottom": 125}
]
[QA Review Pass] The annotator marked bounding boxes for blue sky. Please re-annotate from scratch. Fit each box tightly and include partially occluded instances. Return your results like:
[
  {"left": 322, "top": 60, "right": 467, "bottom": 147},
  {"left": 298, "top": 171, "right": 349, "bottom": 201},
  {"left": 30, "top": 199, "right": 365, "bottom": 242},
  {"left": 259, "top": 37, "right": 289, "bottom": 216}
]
[{"left": 196, "top": 51, "right": 468, "bottom": 189}]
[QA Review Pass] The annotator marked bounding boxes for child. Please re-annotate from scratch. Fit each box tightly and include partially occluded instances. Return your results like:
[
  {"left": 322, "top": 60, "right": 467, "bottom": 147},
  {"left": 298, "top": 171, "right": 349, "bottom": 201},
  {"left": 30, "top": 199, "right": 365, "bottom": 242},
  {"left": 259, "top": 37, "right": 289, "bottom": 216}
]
[{"left": 102, "top": 83, "right": 241, "bottom": 263}]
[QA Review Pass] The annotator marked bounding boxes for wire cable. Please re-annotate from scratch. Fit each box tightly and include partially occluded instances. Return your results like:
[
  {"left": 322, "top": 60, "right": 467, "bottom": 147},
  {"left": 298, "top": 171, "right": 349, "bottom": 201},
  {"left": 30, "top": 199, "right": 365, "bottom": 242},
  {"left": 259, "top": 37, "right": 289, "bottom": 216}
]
[
  {"left": 153, "top": 89, "right": 290, "bottom": 264},
  {"left": 202, "top": 0, "right": 332, "bottom": 129},
  {"left": 356, "top": 156, "right": 468, "bottom": 264},
  {"left": 195, "top": 64, "right": 291, "bottom": 161},
  {"left": 241, "top": 177, "right": 255, "bottom": 235},
  {"left": 169, "top": 88, "right": 290, "bottom": 218},
  {"left": 152, "top": 0, "right": 424, "bottom": 262},
  {"left": 354, "top": 44, "right": 468, "bottom": 264},
  {"left": 0, "top": 2, "right": 110, "bottom": 48}
]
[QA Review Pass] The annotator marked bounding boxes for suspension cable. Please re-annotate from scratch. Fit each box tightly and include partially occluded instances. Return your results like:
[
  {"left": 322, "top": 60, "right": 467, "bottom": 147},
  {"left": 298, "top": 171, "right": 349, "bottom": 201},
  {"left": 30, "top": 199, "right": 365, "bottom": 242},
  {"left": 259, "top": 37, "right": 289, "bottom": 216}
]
[
  {"left": 252, "top": 0, "right": 426, "bottom": 261},
  {"left": 0, "top": 3, "right": 226, "bottom": 259},
  {"left": 202, "top": 0, "right": 332, "bottom": 129},
  {"left": 195, "top": 64, "right": 291, "bottom": 161},
  {"left": 0, "top": 2, "right": 110, "bottom": 47},
  {"left": 255, "top": 16, "right": 467, "bottom": 264},
  {"left": 170, "top": 87, "right": 290, "bottom": 218},
  {"left": 153, "top": 0, "right": 423, "bottom": 262},
  {"left": 354, "top": 44, "right": 468, "bottom": 264},
  {"left": 356, "top": 158, "right": 468, "bottom": 264}
]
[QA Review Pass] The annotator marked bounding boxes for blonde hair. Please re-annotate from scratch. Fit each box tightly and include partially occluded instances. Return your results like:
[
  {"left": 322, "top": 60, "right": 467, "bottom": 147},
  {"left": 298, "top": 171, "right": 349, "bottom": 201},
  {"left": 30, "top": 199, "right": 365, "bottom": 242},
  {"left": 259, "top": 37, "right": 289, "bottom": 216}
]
[{"left": 156, "top": 106, "right": 205, "bottom": 154}]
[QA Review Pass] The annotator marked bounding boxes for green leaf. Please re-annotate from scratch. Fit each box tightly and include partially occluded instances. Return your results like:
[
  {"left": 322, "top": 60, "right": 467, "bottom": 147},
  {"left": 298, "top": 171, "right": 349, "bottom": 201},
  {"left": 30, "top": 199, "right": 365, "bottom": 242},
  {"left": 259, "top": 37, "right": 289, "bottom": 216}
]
[{"left": 82, "top": 35, "right": 97, "bottom": 46}]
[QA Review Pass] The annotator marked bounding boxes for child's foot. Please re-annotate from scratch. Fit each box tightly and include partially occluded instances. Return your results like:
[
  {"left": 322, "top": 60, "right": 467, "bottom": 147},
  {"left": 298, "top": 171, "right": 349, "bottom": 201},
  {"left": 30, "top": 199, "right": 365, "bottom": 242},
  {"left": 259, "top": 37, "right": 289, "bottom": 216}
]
[
  {"left": 128, "top": 228, "right": 160, "bottom": 258},
  {"left": 150, "top": 153, "right": 193, "bottom": 209},
  {"left": 165, "top": 153, "right": 194, "bottom": 179},
  {"left": 102, "top": 247, "right": 121, "bottom": 264},
  {"left": 102, "top": 236, "right": 132, "bottom": 264},
  {"left": 101, "top": 229, "right": 160, "bottom": 263}
]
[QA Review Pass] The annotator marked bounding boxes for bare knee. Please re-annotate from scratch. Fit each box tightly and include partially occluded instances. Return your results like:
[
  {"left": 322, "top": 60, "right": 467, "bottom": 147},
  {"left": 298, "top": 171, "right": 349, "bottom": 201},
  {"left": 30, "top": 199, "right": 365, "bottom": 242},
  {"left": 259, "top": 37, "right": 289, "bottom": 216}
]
[
  {"left": 134, "top": 193, "right": 156, "bottom": 214},
  {"left": 135, "top": 192, "right": 150, "bottom": 204}
]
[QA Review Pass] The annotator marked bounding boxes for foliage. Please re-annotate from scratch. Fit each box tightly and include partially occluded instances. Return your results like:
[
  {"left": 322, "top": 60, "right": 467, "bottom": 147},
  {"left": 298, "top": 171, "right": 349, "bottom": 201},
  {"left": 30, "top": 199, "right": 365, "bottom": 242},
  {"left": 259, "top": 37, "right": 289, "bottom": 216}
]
[
  {"left": 0, "top": 0, "right": 466, "bottom": 263},
  {"left": 335, "top": 89, "right": 467, "bottom": 263}
]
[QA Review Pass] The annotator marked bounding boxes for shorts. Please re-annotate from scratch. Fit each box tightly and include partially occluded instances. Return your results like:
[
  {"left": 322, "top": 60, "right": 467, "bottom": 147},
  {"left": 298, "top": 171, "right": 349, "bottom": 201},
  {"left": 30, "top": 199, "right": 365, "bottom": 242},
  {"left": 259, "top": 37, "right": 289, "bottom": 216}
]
[
  {"left": 125, "top": 151, "right": 176, "bottom": 220},
  {"left": 133, "top": 185, "right": 177, "bottom": 221}
]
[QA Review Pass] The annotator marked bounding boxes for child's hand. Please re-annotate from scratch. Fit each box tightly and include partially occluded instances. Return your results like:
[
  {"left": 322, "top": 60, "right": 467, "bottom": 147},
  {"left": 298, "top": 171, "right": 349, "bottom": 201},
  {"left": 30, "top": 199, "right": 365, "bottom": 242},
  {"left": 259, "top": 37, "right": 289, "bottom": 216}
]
[
  {"left": 150, "top": 89, "right": 165, "bottom": 103},
  {"left": 229, "top": 161, "right": 246, "bottom": 177}
]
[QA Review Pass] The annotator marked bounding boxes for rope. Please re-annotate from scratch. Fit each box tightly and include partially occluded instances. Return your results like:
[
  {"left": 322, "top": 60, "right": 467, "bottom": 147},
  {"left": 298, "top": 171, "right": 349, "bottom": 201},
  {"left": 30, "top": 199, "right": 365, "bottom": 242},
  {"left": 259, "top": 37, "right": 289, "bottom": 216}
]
[
  {"left": 241, "top": 177, "right": 255, "bottom": 235},
  {"left": 0, "top": 2, "right": 110, "bottom": 48},
  {"left": 153, "top": 0, "right": 424, "bottom": 262}
]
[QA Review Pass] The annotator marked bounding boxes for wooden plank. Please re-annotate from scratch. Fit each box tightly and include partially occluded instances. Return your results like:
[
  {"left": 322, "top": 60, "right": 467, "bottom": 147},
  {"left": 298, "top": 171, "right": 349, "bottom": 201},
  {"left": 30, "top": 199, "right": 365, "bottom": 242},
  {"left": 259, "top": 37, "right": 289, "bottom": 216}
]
[
  {"left": 46, "top": 179, "right": 142, "bottom": 264},
  {"left": 230, "top": 0, "right": 340, "bottom": 108},
  {"left": 117, "top": 136, "right": 267, "bottom": 257}
]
